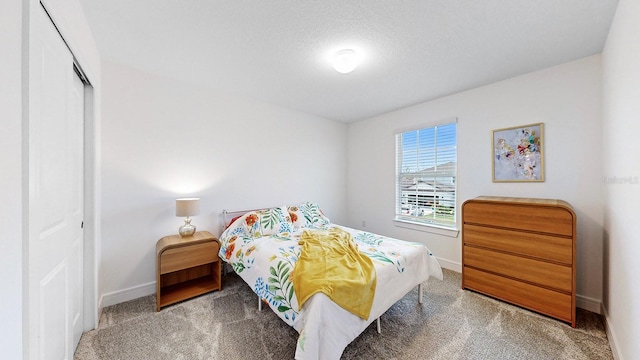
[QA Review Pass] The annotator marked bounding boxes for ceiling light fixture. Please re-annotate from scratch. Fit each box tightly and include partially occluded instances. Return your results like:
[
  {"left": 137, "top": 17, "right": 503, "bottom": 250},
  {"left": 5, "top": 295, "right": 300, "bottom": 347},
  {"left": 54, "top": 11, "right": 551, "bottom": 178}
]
[{"left": 332, "top": 49, "right": 360, "bottom": 74}]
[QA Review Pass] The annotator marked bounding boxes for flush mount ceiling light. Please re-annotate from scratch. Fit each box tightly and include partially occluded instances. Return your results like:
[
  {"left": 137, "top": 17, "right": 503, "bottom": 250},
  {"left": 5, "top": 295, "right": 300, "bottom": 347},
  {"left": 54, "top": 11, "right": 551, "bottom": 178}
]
[{"left": 332, "top": 49, "right": 361, "bottom": 74}]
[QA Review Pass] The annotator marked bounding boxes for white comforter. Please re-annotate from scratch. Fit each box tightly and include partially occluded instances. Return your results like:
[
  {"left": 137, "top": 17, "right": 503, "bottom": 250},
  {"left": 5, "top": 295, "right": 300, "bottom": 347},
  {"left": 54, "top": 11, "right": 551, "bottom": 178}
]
[{"left": 219, "top": 219, "right": 443, "bottom": 360}]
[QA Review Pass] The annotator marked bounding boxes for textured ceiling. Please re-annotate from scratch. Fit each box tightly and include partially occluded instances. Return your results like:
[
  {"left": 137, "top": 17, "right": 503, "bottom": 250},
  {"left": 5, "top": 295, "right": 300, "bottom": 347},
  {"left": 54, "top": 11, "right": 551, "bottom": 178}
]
[{"left": 79, "top": 0, "right": 619, "bottom": 122}]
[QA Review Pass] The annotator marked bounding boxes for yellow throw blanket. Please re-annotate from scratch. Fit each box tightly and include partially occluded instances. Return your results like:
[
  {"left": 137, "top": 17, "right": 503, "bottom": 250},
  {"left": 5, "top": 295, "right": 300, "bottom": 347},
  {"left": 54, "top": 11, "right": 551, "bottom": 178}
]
[{"left": 292, "top": 227, "right": 377, "bottom": 320}]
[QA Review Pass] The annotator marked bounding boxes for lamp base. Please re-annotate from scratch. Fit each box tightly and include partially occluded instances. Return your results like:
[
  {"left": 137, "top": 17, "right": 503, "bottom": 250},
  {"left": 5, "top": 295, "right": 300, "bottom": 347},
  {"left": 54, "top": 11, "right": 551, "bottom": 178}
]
[{"left": 179, "top": 218, "right": 196, "bottom": 237}]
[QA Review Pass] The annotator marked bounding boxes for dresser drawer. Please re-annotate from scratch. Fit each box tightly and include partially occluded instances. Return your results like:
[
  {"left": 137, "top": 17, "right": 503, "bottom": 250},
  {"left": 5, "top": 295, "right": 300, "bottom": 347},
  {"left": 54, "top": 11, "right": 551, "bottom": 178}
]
[
  {"left": 464, "top": 245, "right": 572, "bottom": 292},
  {"left": 463, "top": 201, "right": 574, "bottom": 236},
  {"left": 463, "top": 224, "right": 573, "bottom": 264},
  {"left": 464, "top": 267, "right": 572, "bottom": 323},
  {"left": 160, "top": 241, "right": 218, "bottom": 274}
]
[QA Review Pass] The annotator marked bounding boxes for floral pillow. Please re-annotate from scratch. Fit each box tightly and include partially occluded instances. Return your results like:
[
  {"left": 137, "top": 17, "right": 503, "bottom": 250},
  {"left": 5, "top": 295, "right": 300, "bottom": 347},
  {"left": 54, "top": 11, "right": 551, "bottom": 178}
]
[
  {"left": 230, "top": 211, "right": 261, "bottom": 238},
  {"left": 219, "top": 206, "right": 293, "bottom": 261},
  {"left": 219, "top": 211, "right": 259, "bottom": 262},
  {"left": 288, "top": 202, "right": 331, "bottom": 229},
  {"left": 287, "top": 205, "right": 307, "bottom": 229},
  {"left": 256, "top": 206, "right": 293, "bottom": 236}
]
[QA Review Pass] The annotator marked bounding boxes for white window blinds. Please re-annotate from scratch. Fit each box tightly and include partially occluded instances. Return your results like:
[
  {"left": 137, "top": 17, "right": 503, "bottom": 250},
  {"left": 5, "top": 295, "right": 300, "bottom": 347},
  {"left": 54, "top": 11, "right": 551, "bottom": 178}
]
[{"left": 395, "top": 122, "right": 457, "bottom": 228}]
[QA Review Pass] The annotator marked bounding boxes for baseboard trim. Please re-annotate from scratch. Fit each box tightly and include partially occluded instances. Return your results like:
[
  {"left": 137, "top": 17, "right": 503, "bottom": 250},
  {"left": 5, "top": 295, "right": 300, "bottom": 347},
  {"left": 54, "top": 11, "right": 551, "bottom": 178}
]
[
  {"left": 98, "top": 259, "right": 460, "bottom": 306},
  {"left": 602, "top": 306, "right": 622, "bottom": 360},
  {"left": 98, "top": 262, "right": 606, "bottom": 330},
  {"left": 436, "top": 257, "right": 462, "bottom": 273},
  {"left": 99, "top": 281, "right": 156, "bottom": 308},
  {"left": 576, "top": 294, "right": 602, "bottom": 314}
]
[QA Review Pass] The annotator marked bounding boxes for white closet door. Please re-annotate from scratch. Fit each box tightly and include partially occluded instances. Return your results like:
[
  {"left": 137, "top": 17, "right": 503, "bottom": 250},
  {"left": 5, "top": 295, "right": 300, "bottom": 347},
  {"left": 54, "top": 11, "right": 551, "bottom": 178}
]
[
  {"left": 28, "top": 6, "right": 84, "bottom": 359},
  {"left": 69, "top": 70, "right": 85, "bottom": 351}
]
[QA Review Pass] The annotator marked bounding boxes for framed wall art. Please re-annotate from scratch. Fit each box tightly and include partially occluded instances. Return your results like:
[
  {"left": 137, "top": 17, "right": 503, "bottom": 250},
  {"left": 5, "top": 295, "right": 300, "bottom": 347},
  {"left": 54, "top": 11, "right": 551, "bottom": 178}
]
[{"left": 492, "top": 123, "right": 544, "bottom": 182}]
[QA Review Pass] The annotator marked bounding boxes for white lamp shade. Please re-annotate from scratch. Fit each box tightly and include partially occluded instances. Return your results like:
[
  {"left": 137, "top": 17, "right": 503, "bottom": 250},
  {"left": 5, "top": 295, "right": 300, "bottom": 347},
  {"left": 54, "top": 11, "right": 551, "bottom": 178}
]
[{"left": 176, "top": 198, "right": 200, "bottom": 217}]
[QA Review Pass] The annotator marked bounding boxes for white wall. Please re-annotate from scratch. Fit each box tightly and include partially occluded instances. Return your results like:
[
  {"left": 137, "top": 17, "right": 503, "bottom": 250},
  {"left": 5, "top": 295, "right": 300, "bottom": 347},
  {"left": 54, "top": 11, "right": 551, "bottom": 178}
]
[
  {"left": 347, "top": 55, "right": 603, "bottom": 310},
  {"left": 0, "top": 1, "right": 24, "bottom": 358},
  {"left": 602, "top": 0, "right": 640, "bottom": 358},
  {"left": 99, "top": 61, "right": 347, "bottom": 305}
]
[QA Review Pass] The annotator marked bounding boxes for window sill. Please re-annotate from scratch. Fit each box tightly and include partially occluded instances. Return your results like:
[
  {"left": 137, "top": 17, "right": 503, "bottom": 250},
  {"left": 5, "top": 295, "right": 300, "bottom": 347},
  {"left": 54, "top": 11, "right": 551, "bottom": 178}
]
[{"left": 393, "top": 219, "right": 459, "bottom": 238}]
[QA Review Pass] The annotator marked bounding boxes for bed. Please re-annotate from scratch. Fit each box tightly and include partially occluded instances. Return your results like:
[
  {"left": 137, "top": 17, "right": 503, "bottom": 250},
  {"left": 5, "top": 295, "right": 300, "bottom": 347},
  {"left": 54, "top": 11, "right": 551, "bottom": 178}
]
[{"left": 218, "top": 202, "right": 443, "bottom": 360}]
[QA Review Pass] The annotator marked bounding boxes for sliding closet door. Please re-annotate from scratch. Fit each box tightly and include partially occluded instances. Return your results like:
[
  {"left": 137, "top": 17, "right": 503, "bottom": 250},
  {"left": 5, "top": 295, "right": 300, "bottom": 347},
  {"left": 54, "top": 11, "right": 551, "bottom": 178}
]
[{"left": 28, "top": 5, "right": 84, "bottom": 359}]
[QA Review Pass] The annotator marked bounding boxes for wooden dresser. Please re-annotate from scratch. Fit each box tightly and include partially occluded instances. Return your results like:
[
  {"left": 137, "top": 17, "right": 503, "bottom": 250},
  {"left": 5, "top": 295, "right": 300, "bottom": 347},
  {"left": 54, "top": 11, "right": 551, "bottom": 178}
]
[{"left": 461, "top": 196, "right": 576, "bottom": 327}]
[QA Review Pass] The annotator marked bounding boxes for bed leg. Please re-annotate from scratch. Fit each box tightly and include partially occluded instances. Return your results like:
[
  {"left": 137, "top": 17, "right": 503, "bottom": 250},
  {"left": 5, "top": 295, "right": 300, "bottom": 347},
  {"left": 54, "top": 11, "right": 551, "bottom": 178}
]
[
  {"left": 376, "top": 317, "right": 381, "bottom": 334},
  {"left": 419, "top": 283, "right": 424, "bottom": 304},
  {"left": 258, "top": 296, "right": 262, "bottom": 311}
]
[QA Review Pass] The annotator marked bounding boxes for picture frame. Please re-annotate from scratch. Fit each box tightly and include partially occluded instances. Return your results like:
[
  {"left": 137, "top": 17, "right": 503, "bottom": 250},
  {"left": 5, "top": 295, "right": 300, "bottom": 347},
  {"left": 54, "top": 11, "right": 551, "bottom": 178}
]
[{"left": 492, "top": 123, "right": 544, "bottom": 182}]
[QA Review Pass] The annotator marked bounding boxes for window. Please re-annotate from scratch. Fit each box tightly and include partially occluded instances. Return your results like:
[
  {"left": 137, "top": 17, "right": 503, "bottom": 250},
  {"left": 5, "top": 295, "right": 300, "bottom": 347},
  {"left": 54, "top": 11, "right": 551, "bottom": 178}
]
[{"left": 395, "top": 121, "right": 457, "bottom": 229}]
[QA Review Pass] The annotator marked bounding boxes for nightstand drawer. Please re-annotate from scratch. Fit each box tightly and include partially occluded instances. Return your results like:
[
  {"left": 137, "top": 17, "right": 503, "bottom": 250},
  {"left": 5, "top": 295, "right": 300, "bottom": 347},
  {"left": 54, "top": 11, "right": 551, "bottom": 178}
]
[{"left": 160, "top": 241, "right": 218, "bottom": 274}]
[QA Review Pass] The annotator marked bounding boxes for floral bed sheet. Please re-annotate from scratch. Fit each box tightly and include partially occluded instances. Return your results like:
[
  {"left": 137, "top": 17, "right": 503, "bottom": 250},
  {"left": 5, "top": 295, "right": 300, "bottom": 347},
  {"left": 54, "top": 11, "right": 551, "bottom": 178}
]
[{"left": 219, "top": 205, "right": 443, "bottom": 360}]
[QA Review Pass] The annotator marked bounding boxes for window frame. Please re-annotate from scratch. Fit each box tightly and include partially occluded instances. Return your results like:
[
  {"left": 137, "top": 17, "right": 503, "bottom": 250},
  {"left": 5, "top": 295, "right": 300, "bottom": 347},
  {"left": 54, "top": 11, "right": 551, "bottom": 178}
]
[{"left": 394, "top": 120, "right": 458, "bottom": 234}]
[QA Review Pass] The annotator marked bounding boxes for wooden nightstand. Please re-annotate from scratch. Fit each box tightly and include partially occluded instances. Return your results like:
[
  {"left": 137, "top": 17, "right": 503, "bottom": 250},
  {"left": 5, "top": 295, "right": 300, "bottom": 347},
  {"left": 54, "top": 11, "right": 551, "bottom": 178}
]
[{"left": 156, "top": 231, "right": 222, "bottom": 311}]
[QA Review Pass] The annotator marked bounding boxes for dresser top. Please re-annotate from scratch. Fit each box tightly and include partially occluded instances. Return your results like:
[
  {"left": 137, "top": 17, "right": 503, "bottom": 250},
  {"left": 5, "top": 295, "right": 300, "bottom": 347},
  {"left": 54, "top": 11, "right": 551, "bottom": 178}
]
[{"left": 469, "top": 196, "right": 573, "bottom": 209}]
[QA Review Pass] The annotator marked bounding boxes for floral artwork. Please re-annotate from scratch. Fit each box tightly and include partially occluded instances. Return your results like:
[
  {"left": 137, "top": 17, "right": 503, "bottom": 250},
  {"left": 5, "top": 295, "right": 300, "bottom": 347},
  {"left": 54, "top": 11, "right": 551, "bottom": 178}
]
[{"left": 492, "top": 123, "right": 544, "bottom": 182}]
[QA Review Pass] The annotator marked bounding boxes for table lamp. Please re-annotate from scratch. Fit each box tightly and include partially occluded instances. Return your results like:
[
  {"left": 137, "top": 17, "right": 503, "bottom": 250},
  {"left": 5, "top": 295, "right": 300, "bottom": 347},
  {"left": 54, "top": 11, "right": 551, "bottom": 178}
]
[{"left": 176, "top": 198, "right": 200, "bottom": 237}]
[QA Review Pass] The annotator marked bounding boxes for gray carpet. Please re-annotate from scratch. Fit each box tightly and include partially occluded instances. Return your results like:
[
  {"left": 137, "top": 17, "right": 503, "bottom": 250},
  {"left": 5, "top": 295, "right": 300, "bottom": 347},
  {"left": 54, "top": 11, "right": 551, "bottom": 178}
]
[{"left": 74, "top": 270, "right": 613, "bottom": 359}]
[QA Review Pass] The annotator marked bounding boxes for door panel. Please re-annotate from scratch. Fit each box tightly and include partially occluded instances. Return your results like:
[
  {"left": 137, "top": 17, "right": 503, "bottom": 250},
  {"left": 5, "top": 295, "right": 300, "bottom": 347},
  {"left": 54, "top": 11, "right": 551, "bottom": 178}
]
[
  {"left": 40, "top": 261, "right": 68, "bottom": 360},
  {"left": 29, "top": 6, "right": 84, "bottom": 359},
  {"left": 70, "top": 72, "right": 85, "bottom": 349}
]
